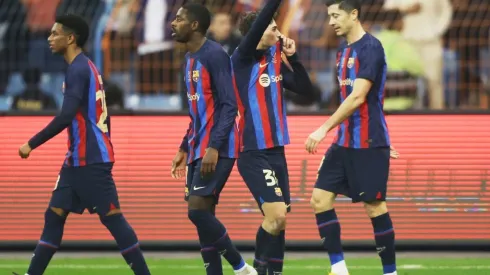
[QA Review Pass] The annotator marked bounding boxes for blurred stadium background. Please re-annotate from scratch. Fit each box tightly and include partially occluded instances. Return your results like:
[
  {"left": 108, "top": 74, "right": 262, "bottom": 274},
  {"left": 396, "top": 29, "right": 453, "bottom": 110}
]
[{"left": 0, "top": 0, "right": 489, "bottom": 274}]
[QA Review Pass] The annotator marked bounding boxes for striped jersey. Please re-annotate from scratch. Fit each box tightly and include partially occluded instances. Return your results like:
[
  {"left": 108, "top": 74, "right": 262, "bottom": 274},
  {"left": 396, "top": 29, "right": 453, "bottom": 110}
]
[
  {"left": 333, "top": 33, "right": 390, "bottom": 148},
  {"left": 180, "top": 40, "right": 239, "bottom": 163},
  {"left": 231, "top": 0, "right": 313, "bottom": 152},
  {"left": 62, "top": 54, "right": 115, "bottom": 166}
]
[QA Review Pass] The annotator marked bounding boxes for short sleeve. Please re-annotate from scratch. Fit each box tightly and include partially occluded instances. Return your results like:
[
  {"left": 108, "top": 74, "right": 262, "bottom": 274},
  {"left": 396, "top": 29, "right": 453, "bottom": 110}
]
[
  {"left": 356, "top": 43, "right": 385, "bottom": 83},
  {"left": 65, "top": 64, "right": 89, "bottom": 100}
]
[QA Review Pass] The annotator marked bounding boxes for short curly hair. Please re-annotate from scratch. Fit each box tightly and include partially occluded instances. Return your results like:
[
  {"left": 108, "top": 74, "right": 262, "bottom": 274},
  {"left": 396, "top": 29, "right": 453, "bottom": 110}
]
[{"left": 238, "top": 10, "right": 278, "bottom": 36}]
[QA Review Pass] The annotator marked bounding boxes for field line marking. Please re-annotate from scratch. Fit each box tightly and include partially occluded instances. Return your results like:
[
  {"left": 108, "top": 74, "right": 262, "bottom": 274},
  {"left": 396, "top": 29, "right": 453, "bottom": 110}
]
[{"left": 1, "top": 264, "right": 490, "bottom": 270}]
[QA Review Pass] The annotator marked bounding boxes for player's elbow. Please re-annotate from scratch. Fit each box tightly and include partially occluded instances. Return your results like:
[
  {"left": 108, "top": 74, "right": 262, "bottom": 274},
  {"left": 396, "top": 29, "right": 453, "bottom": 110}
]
[
  {"left": 351, "top": 94, "right": 366, "bottom": 107},
  {"left": 56, "top": 113, "right": 76, "bottom": 128}
]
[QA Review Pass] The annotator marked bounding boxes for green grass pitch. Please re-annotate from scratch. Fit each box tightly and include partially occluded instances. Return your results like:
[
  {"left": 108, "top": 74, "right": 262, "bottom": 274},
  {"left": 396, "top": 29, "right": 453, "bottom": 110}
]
[{"left": 3, "top": 257, "right": 490, "bottom": 275}]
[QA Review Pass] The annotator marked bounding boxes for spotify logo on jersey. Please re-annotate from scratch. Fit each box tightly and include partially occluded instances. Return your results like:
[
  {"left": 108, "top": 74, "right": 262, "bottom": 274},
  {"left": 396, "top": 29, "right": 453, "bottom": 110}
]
[{"left": 259, "top": 73, "right": 283, "bottom": 87}]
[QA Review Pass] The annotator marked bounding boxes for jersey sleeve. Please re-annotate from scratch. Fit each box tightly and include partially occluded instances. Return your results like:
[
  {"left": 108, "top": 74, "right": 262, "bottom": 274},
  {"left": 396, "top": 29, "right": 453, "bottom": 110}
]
[
  {"left": 179, "top": 121, "right": 191, "bottom": 153},
  {"left": 281, "top": 53, "right": 315, "bottom": 99},
  {"left": 356, "top": 43, "right": 385, "bottom": 83},
  {"left": 205, "top": 50, "right": 238, "bottom": 150},
  {"left": 236, "top": 0, "right": 283, "bottom": 57},
  {"left": 28, "top": 65, "right": 88, "bottom": 149}
]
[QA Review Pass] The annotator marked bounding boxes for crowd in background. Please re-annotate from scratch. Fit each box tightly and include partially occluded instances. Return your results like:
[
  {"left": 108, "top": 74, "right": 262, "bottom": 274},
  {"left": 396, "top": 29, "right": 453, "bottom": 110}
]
[{"left": 0, "top": 0, "right": 489, "bottom": 112}]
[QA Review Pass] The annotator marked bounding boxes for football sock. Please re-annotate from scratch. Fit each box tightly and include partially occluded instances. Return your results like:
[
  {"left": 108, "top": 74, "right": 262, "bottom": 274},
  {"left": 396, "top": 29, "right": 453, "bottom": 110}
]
[
  {"left": 371, "top": 213, "right": 396, "bottom": 275},
  {"left": 267, "top": 230, "right": 285, "bottom": 274},
  {"left": 198, "top": 227, "right": 224, "bottom": 275},
  {"left": 316, "top": 209, "right": 348, "bottom": 275},
  {"left": 188, "top": 209, "right": 245, "bottom": 271},
  {"left": 101, "top": 214, "right": 150, "bottom": 275},
  {"left": 27, "top": 209, "right": 66, "bottom": 275}
]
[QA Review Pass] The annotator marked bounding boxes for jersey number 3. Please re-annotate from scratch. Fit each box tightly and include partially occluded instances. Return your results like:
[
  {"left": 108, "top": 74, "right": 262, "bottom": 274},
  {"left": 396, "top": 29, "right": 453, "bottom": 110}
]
[{"left": 95, "top": 75, "right": 109, "bottom": 133}]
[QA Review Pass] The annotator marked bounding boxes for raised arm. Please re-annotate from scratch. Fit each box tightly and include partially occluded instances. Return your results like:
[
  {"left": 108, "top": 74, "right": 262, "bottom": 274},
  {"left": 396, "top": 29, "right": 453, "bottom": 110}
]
[
  {"left": 237, "top": 0, "right": 283, "bottom": 57},
  {"left": 281, "top": 53, "right": 315, "bottom": 100}
]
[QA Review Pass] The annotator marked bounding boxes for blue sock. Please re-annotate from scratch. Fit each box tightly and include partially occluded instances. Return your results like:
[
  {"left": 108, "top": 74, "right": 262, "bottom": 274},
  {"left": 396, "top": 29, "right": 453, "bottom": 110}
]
[
  {"left": 371, "top": 213, "right": 396, "bottom": 274},
  {"left": 101, "top": 214, "right": 150, "bottom": 275},
  {"left": 253, "top": 226, "right": 273, "bottom": 275},
  {"left": 267, "top": 230, "right": 285, "bottom": 274},
  {"left": 188, "top": 209, "right": 245, "bottom": 271},
  {"left": 27, "top": 209, "right": 66, "bottom": 275},
  {"left": 316, "top": 209, "right": 345, "bottom": 266}
]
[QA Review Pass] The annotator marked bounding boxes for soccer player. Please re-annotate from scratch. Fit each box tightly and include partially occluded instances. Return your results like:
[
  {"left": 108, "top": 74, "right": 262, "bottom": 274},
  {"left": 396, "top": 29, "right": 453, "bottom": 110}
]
[
  {"left": 304, "top": 1, "right": 399, "bottom": 275},
  {"left": 169, "top": 4, "right": 256, "bottom": 275},
  {"left": 231, "top": 0, "right": 314, "bottom": 274},
  {"left": 16, "top": 14, "right": 150, "bottom": 275}
]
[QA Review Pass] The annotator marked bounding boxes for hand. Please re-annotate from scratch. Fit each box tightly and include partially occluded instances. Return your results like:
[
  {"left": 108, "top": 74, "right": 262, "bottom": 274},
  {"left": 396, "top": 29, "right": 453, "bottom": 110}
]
[
  {"left": 171, "top": 150, "right": 187, "bottom": 179},
  {"left": 389, "top": 145, "right": 399, "bottom": 159},
  {"left": 280, "top": 34, "right": 296, "bottom": 56},
  {"left": 19, "top": 143, "right": 32, "bottom": 159},
  {"left": 305, "top": 126, "right": 328, "bottom": 154},
  {"left": 201, "top": 148, "right": 219, "bottom": 177}
]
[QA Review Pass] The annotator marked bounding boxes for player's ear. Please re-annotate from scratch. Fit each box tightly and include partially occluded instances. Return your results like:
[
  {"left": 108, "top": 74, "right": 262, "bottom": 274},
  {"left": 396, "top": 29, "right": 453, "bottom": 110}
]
[
  {"left": 351, "top": 9, "right": 359, "bottom": 21},
  {"left": 191, "top": 21, "right": 199, "bottom": 32},
  {"left": 67, "top": 33, "right": 76, "bottom": 45}
]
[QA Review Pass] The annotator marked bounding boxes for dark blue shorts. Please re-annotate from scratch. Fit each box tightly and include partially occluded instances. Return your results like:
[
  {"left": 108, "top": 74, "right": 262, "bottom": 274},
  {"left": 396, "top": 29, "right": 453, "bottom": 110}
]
[
  {"left": 50, "top": 163, "right": 120, "bottom": 215},
  {"left": 315, "top": 144, "right": 390, "bottom": 203},
  {"left": 185, "top": 157, "right": 235, "bottom": 204},
  {"left": 237, "top": 147, "right": 291, "bottom": 213}
]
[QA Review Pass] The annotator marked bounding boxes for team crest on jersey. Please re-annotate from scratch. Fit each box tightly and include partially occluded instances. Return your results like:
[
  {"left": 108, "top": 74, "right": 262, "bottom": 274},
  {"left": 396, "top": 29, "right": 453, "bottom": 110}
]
[
  {"left": 185, "top": 187, "right": 189, "bottom": 197},
  {"left": 347, "top": 58, "right": 354, "bottom": 68},
  {"left": 192, "top": 70, "right": 200, "bottom": 82},
  {"left": 275, "top": 187, "right": 282, "bottom": 197}
]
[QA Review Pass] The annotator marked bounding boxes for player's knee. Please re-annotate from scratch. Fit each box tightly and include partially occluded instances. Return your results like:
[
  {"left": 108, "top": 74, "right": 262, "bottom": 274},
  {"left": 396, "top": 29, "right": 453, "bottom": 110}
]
[
  {"left": 45, "top": 207, "right": 67, "bottom": 225},
  {"left": 310, "top": 189, "right": 336, "bottom": 213},
  {"left": 363, "top": 201, "right": 388, "bottom": 218},
  {"left": 49, "top": 207, "right": 67, "bottom": 217},
  {"left": 187, "top": 195, "right": 215, "bottom": 212},
  {"left": 262, "top": 213, "right": 286, "bottom": 233},
  {"left": 261, "top": 202, "right": 287, "bottom": 233},
  {"left": 105, "top": 208, "right": 122, "bottom": 216}
]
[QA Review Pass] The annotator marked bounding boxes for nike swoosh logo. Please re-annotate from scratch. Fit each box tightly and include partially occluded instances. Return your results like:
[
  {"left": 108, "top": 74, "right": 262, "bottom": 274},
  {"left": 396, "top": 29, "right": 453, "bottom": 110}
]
[
  {"left": 193, "top": 186, "right": 205, "bottom": 190},
  {"left": 259, "top": 63, "right": 269, "bottom": 68}
]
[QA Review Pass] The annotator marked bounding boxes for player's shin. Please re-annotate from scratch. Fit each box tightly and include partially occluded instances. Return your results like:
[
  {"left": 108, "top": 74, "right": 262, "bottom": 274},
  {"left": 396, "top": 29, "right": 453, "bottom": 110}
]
[
  {"left": 188, "top": 209, "right": 246, "bottom": 272},
  {"left": 198, "top": 232, "right": 224, "bottom": 275},
  {"left": 27, "top": 208, "right": 66, "bottom": 275},
  {"left": 315, "top": 209, "right": 348, "bottom": 275},
  {"left": 367, "top": 204, "right": 396, "bottom": 275},
  {"left": 100, "top": 213, "right": 151, "bottom": 275},
  {"left": 255, "top": 203, "right": 287, "bottom": 275},
  {"left": 311, "top": 191, "right": 348, "bottom": 275}
]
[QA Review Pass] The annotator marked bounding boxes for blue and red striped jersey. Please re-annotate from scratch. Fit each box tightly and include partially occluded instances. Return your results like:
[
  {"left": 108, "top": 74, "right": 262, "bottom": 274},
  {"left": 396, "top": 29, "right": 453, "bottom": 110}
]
[
  {"left": 29, "top": 53, "right": 115, "bottom": 167},
  {"left": 179, "top": 40, "right": 239, "bottom": 163},
  {"left": 333, "top": 33, "right": 390, "bottom": 148},
  {"left": 231, "top": 0, "right": 313, "bottom": 152}
]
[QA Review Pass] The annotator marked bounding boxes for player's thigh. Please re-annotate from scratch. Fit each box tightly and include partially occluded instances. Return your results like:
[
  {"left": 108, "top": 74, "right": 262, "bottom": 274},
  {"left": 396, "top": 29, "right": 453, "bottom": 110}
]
[
  {"left": 237, "top": 150, "right": 285, "bottom": 214},
  {"left": 72, "top": 163, "right": 121, "bottom": 216},
  {"left": 186, "top": 157, "right": 235, "bottom": 207},
  {"left": 314, "top": 144, "right": 349, "bottom": 197},
  {"left": 345, "top": 147, "right": 390, "bottom": 203},
  {"left": 49, "top": 168, "right": 84, "bottom": 214},
  {"left": 269, "top": 152, "right": 291, "bottom": 213}
]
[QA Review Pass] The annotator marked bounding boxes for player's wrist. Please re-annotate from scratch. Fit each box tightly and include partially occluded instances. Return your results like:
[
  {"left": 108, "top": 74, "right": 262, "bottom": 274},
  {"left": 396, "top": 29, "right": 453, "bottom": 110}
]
[
  {"left": 27, "top": 139, "right": 37, "bottom": 151},
  {"left": 321, "top": 123, "right": 332, "bottom": 133},
  {"left": 286, "top": 52, "right": 298, "bottom": 60}
]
